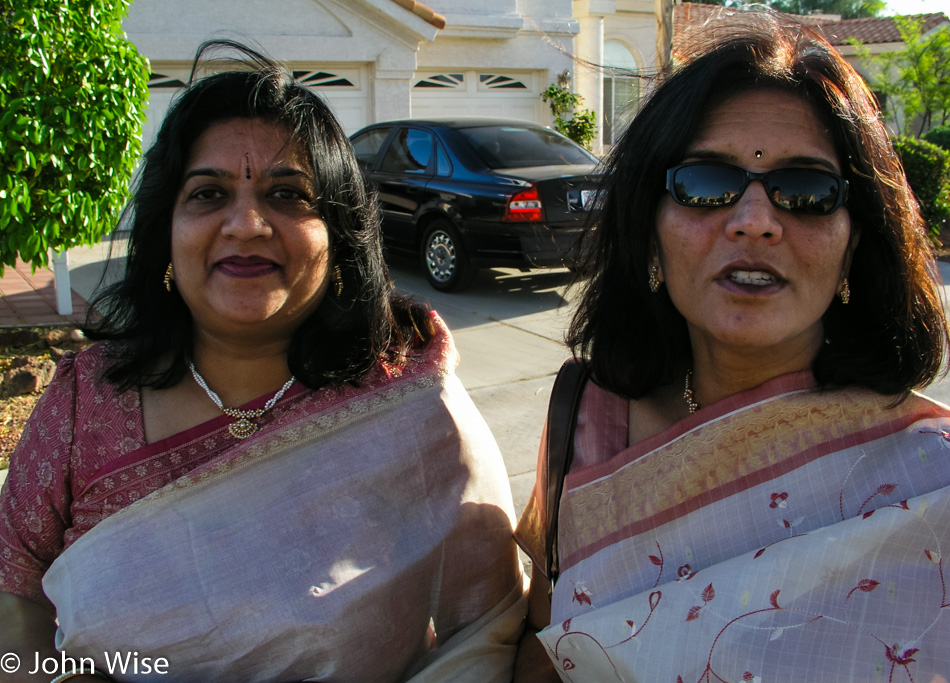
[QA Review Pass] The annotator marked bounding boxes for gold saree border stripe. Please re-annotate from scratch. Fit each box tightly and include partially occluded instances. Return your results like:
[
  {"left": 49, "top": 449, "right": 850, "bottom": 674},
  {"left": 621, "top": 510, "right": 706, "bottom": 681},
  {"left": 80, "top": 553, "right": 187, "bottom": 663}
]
[{"left": 558, "top": 387, "right": 946, "bottom": 567}]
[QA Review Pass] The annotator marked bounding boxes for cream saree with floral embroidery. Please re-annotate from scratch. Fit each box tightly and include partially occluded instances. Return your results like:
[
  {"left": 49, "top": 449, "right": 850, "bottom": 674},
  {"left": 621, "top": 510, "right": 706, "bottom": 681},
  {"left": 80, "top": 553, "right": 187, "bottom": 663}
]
[
  {"left": 41, "top": 325, "right": 525, "bottom": 683},
  {"left": 517, "top": 372, "right": 950, "bottom": 681}
]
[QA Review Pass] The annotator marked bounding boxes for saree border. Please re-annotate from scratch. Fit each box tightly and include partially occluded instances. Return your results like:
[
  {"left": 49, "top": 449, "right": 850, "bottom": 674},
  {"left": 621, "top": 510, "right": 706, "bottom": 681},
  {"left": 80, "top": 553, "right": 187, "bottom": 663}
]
[
  {"left": 569, "top": 371, "right": 816, "bottom": 489},
  {"left": 559, "top": 381, "right": 949, "bottom": 568},
  {"left": 86, "top": 382, "right": 310, "bottom": 485}
]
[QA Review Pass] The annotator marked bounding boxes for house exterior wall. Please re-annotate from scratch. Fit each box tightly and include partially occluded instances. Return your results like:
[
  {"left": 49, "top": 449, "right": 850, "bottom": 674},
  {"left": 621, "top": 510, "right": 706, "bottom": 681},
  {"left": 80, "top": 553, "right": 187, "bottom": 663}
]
[
  {"left": 124, "top": 0, "right": 437, "bottom": 140},
  {"left": 572, "top": 0, "right": 656, "bottom": 151},
  {"left": 124, "top": 0, "right": 579, "bottom": 146},
  {"left": 607, "top": 0, "right": 660, "bottom": 73},
  {"left": 836, "top": 41, "right": 920, "bottom": 134},
  {"left": 416, "top": 1, "right": 577, "bottom": 124},
  {"left": 603, "top": 0, "right": 658, "bottom": 146}
]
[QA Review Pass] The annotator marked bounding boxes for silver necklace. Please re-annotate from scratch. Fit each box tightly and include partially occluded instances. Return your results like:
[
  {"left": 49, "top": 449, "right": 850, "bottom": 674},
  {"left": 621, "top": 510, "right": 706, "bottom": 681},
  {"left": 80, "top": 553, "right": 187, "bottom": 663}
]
[
  {"left": 684, "top": 369, "right": 700, "bottom": 415},
  {"left": 188, "top": 361, "right": 295, "bottom": 440}
]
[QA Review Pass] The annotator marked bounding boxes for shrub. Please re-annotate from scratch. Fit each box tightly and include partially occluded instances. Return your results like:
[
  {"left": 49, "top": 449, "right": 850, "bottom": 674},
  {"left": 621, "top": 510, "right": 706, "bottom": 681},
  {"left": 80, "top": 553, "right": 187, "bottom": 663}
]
[
  {"left": 893, "top": 136, "right": 950, "bottom": 243},
  {"left": 541, "top": 81, "right": 598, "bottom": 151},
  {"left": 923, "top": 125, "right": 950, "bottom": 152}
]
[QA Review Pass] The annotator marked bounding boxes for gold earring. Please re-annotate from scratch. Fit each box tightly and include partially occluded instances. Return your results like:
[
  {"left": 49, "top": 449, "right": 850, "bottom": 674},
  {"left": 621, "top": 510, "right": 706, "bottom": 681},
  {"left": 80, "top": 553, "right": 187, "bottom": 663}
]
[
  {"left": 333, "top": 265, "right": 343, "bottom": 297},
  {"left": 839, "top": 277, "right": 850, "bottom": 305},
  {"left": 164, "top": 263, "right": 174, "bottom": 292},
  {"left": 648, "top": 264, "right": 661, "bottom": 293}
]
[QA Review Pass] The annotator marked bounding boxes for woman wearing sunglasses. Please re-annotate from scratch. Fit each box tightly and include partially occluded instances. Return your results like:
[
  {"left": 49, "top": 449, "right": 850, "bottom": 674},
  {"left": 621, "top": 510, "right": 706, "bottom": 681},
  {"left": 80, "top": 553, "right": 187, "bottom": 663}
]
[{"left": 514, "top": 11, "right": 950, "bottom": 681}]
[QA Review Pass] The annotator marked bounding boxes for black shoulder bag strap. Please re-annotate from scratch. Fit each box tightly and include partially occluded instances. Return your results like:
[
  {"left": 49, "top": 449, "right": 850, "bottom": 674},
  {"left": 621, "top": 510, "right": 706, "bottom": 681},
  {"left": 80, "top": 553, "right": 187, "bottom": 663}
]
[{"left": 544, "top": 359, "right": 588, "bottom": 583}]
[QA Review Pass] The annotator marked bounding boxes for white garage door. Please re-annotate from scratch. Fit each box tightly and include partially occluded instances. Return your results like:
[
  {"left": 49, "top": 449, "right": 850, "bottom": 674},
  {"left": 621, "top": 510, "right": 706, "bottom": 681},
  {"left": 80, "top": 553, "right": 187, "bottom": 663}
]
[
  {"left": 142, "top": 71, "right": 190, "bottom": 152},
  {"left": 411, "top": 70, "right": 543, "bottom": 123},
  {"left": 292, "top": 67, "right": 370, "bottom": 135},
  {"left": 142, "top": 65, "right": 370, "bottom": 151}
]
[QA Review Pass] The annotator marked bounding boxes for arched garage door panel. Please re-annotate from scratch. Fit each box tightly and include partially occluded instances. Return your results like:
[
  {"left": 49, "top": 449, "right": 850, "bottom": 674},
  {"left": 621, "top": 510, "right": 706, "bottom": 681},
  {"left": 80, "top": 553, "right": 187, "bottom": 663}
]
[
  {"left": 411, "top": 71, "right": 542, "bottom": 123},
  {"left": 293, "top": 68, "right": 369, "bottom": 135}
]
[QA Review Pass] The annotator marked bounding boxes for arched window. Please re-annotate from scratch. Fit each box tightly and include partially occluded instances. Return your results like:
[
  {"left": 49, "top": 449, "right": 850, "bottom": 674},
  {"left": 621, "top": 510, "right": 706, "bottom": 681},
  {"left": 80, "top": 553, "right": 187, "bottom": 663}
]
[{"left": 603, "top": 41, "right": 639, "bottom": 146}]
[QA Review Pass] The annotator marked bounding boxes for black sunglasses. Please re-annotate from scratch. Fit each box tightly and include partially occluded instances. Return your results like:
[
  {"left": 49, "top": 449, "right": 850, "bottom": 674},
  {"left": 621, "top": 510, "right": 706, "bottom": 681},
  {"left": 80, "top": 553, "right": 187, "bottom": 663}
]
[{"left": 666, "top": 162, "right": 849, "bottom": 216}]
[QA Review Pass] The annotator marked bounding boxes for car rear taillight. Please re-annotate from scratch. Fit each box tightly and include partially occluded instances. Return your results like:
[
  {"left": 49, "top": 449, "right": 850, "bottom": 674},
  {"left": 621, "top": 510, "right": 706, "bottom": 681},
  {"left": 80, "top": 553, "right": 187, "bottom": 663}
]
[{"left": 504, "top": 186, "right": 544, "bottom": 222}]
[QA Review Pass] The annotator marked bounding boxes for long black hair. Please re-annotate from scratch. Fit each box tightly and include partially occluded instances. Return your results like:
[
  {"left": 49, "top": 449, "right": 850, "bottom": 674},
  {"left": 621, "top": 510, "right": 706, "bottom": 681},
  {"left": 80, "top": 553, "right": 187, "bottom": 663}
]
[
  {"left": 569, "top": 10, "right": 948, "bottom": 398},
  {"left": 85, "top": 40, "right": 435, "bottom": 390}
]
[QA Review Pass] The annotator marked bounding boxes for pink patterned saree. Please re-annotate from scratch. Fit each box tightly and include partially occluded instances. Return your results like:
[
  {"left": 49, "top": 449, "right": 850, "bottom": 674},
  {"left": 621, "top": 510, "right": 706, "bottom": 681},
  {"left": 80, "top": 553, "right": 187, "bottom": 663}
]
[
  {"left": 517, "top": 372, "right": 950, "bottom": 682},
  {"left": 2, "top": 317, "right": 525, "bottom": 682}
]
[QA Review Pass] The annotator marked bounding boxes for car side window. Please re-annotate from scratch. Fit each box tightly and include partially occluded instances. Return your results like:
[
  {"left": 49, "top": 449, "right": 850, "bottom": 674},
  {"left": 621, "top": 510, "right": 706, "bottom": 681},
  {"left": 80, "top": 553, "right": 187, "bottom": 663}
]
[
  {"left": 381, "top": 128, "right": 433, "bottom": 175},
  {"left": 352, "top": 128, "right": 391, "bottom": 171},
  {"left": 435, "top": 142, "right": 452, "bottom": 177}
]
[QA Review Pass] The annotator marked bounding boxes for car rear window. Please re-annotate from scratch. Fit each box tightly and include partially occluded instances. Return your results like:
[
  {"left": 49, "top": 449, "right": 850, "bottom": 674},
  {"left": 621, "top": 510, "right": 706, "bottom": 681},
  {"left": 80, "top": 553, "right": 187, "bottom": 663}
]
[{"left": 457, "top": 125, "right": 596, "bottom": 168}]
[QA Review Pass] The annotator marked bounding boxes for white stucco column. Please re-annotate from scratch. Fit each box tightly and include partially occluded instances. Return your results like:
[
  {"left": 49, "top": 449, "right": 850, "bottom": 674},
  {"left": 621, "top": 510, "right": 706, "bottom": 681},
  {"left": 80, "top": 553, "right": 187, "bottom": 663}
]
[
  {"left": 573, "top": 0, "right": 616, "bottom": 154},
  {"left": 373, "top": 70, "right": 415, "bottom": 121},
  {"left": 373, "top": 46, "right": 417, "bottom": 123}
]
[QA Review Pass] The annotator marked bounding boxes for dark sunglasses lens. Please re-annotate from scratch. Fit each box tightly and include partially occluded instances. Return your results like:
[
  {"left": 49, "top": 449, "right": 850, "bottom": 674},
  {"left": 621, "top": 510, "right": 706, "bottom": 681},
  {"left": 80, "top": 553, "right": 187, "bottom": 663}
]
[
  {"left": 672, "top": 165, "right": 746, "bottom": 207},
  {"left": 765, "top": 169, "right": 842, "bottom": 215}
]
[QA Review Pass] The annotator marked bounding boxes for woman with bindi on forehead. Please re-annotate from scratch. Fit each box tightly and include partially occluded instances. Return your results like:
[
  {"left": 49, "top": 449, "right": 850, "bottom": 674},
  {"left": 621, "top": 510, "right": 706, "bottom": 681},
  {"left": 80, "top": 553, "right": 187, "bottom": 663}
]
[{"left": 515, "top": 12, "right": 950, "bottom": 682}]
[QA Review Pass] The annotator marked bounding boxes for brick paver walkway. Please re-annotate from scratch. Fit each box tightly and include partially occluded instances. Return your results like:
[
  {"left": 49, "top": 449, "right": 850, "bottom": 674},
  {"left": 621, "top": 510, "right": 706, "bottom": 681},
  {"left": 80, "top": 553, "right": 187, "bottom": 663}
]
[{"left": 0, "top": 260, "right": 90, "bottom": 327}]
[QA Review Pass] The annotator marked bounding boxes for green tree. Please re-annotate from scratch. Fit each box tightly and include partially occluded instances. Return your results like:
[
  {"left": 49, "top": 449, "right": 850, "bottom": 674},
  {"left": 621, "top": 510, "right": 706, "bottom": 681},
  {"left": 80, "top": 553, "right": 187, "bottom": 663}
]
[
  {"left": 0, "top": 0, "right": 149, "bottom": 272},
  {"left": 853, "top": 17, "right": 950, "bottom": 136}
]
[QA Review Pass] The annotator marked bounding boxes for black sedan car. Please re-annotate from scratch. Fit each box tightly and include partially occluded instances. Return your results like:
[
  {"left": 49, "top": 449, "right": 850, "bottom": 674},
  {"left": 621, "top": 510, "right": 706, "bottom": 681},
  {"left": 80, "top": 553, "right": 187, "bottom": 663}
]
[{"left": 350, "top": 118, "right": 601, "bottom": 291}]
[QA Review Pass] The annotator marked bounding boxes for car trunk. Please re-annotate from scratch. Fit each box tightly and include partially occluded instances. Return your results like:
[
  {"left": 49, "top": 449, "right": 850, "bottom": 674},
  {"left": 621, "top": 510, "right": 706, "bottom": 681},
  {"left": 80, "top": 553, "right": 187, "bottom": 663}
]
[{"left": 493, "top": 165, "right": 601, "bottom": 226}]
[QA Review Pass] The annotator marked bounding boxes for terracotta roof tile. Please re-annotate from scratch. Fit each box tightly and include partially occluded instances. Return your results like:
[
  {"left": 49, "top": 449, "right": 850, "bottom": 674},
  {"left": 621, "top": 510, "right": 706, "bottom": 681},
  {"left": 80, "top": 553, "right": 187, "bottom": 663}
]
[
  {"left": 389, "top": 0, "right": 446, "bottom": 30},
  {"left": 673, "top": 2, "right": 948, "bottom": 47}
]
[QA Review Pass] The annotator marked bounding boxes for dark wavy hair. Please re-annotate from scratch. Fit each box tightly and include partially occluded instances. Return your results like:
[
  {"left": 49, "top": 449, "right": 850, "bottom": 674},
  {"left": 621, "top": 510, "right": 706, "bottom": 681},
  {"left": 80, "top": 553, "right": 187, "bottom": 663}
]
[
  {"left": 85, "top": 40, "right": 435, "bottom": 390},
  {"left": 569, "top": 11, "right": 948, "bottom": 399}
]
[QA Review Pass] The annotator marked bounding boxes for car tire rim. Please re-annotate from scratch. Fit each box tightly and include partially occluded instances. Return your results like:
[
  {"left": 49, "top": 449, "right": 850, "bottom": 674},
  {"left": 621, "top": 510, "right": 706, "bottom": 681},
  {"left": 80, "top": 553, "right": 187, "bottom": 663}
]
[{"left": 425, "top": 230, "right": 456, "bottom": 283}]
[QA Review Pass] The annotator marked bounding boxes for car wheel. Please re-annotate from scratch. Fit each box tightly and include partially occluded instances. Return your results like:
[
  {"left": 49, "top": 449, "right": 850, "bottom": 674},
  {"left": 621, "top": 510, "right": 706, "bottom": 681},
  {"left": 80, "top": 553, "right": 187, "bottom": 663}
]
[{"left": 420, "top": 221, "right": 475, "bottom": 292}]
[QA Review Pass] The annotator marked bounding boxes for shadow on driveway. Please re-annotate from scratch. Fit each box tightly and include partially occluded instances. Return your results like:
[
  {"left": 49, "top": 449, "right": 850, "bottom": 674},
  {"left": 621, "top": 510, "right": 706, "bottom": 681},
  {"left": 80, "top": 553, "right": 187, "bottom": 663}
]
[{"left": 385, "top": 252, "right": 578, "bottom": 332}]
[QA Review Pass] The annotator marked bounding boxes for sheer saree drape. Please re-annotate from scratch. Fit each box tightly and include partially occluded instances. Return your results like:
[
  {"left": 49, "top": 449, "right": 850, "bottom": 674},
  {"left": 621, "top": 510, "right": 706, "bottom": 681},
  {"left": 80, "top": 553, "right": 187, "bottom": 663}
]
[
  {"left": 3, "top": 316, "right": 525, "bottom": 682},
  {"left": 517, "top": 373, "right": 950, "bottom": 681}
]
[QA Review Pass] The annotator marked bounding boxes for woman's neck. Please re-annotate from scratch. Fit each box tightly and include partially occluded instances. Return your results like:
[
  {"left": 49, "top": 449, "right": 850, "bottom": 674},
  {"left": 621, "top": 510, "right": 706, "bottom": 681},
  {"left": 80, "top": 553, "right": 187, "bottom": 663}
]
[
  {"left": 189, "top": 335, "right": 294, "bottom": 408},
  {"left": 689, "top": 347, "right": 816, "bottom": 410},
  {"left": 685, "top": 323, "right": 823, "bottom": 409}
]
